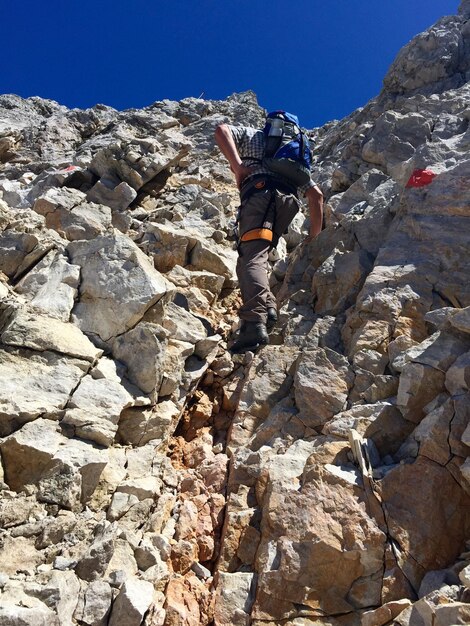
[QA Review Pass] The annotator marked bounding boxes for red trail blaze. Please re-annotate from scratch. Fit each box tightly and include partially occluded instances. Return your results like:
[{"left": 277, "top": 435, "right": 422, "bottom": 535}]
[{"left": 406, "top": 168, "right": 437, "bottom": 188}]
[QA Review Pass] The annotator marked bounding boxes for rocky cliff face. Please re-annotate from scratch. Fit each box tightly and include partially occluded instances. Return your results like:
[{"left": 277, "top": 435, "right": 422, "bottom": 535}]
[{"left": 0, "top": 3, "right": 470, "bottom": 625}]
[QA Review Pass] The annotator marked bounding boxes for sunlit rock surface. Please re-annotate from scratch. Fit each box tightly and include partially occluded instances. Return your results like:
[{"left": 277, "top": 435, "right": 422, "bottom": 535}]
[{"left": 0, "top": 3, "right": 470, "bottom": 624}]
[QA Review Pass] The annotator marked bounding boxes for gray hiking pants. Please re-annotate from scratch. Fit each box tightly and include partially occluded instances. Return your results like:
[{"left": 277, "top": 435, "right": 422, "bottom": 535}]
[{"left": 236, "top": 181, "right": 300, "bottom": 323}]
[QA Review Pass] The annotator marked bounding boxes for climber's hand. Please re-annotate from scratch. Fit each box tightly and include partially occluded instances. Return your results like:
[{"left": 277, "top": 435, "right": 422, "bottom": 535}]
[{"left": 232, "top": 163, "right": 254, "bottom": 190}]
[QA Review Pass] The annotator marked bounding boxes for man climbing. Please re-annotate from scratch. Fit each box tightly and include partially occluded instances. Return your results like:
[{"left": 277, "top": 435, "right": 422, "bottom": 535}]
[{"left": 215, "top": 111, "right": 323, "bottom": 353}]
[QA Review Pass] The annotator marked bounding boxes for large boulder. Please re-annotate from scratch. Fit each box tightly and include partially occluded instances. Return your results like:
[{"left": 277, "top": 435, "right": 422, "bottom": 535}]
[{"left": 68, "top": 232, "right": 167, "bottom": 341}]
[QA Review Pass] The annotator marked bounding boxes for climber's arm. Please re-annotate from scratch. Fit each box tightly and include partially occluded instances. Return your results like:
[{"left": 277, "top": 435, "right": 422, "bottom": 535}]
[
  {"left": 305, "top": 185, "right": 324, "bottom": 239},
  {"left": 215, "top": 124, "right": 253, "bottom": 189}
]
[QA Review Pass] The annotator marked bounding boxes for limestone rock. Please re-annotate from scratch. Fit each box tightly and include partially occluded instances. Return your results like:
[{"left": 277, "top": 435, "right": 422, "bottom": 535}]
[
  {"left": 236, "top": 345, "right": 299, "bottom": 420},
  {"left": 213, "top": 572, "right": 255, "bottom": 626},
  {"left": 0, "top": 347, "right": 88, "bottom": 435},
  {"left": 68, "top": 232, "right": 167, "bottom": 341},
  {"left": 361, "top": 599, "right": 412, "bottom": 626},
  {"left": 75, "top": 523, "right": 117, "bottom": 582},
  {"left": 0, "top": 494, "right": 45, "bottom": 529},
  {"left": 381, "top": 457, "right": 470, "bottom": 590},
  {"left": 63, "top": 357, "right": 147, "bottom": 446},
  {"left": 252, "top": 464, "right": 386, "bottom": 620},
  {"left": 161, "top": 302, "right": 208, "bottom": 344},
  {"left": 0, "top": 535, "right": 45, "bottom": 576},
  {"left": 86, "top": 178, "right": 137, "bottom": 212},
  {"left": 0, "top": 418, "right": 107, "bottom": 509},
  {"left": 112, "top": 322, "right": 168, "bottom": 396},
  {"left": 383, "top": 15, "right": 465, "bottom": 94},
  {"left": 396, "top": 362, "right": 445, "bottom": 423},
  {"left": 0, "top": 604, "right": 60, "bottom": 626},
  {"left": 190, "top": 238, "right": 237, "bottom": 285},
  {"left": 108, "top": 578, "right": 155, "bottom": 626},
  {"left": 88, "top": 133, "right": 191, "bottom": 192},
  {"left": 449, "top": 305, "right": 470, "bottom": 333},
  {"left": 73, "top": 580, "right": 113, "bottom": 626},
  {"left": 1, "top": 9, "right": 470, "bottom": 622},
  {"left": 312, "top": 248, "right": 374, "bottom": 315},
  {"left": 33, "top": 187, "right": 112, "bottom": 240},
  {"left": 118, "top": 400, "right": 181, "bottom": 446},
  {"left": 14, "top": 250, "right": 80, "bottom": 321},
  {"left": 459, "top": 564, "right": 470, "bottom": 589},
  {"left": 1, "top": 306, "right": 103, "bottom": 362},
  {"left": 141, "top": 221, "right": 194, "bottom": 273},
  {"left": 445, "top": 349, "right": 470, "bottom": 395},
  {"left": 323, "top": 402, "right": 412, "bottom": 456},
  {"left": 294, "top": 348, "right": 353, "bottom": 428},
  {"left": 165, "top": 264, "right": 225, "bottom": 302},
  {"left": 29, "top": 570, "right": 81, "bottom": 625}
]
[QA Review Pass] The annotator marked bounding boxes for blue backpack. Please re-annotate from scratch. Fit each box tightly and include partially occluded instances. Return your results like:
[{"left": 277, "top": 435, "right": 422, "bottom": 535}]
[{"left": 263, "top": 111, "right": 312, "bottom": 188}]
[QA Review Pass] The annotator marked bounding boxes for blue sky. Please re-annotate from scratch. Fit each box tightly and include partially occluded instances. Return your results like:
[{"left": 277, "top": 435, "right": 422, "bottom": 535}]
[{"left": 1, "top": 0, "right": 460, "bottom": 128}]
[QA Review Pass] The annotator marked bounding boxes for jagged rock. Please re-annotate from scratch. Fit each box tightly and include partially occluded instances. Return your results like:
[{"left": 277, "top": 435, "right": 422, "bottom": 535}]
[
  {"left": 449, "top": 306, "right": 470, "bottom": 333},
  {"left": 459, "top": 564, "right": 470, "bottom": 589},
  {"left": 251, "top": 462, "right": 386, "bottom": 620},
  {"left": 399, "top": 398, "right": 454, "bottom": 465},
  {"left": 392, "top": 330, "right": 470, "bottom": 373},
  {"left": 161, "top": 301, "right": 208, "bottom": 343},
  {"left": 1, "top": 6, "right": 470, "bottom": 621},
  {"left": 116, "top": 476, "right": 162, "bottom": 501},
  {"left": 189, "top": 238, "right": 237, "bottom": 285},
  {"left": 0, "top": 347, "right": 88, "bottom": 435},
  {"left": 396, "top": 361, "right": 446, "bottom": 423},
  {"left": 0, "top": 494, "right": 45, "bottom": 529},
  {"left": 36, "top": 510, "right": 77, "bottom": 549},
  {"left": 62, "top": 357, "right": 147, "bottom": 446},
  {"left": 1, "top": 306, "right": 103, "bottom": 362},
  {"left": 312, "top": 248, "right": 374, "bottom": 315},
  {"left": 107, "top": 491, "right": 140, "bottom": 521},
  {"left": 0, "top": 535, "right": 45, "bottom": 576},
  {"left": 27, "top": 570, "right": 81, "bottom": 625},
  {"left": 88, "top": 133, "right": 191, "bottom": 192},
  {"left": 108, "top": 578, "right": 155, "bottom": 626},
  {"left": 73, "top": 580, "right": 113, "bottom": 626},
  {"left": 0, "top": 179, "right": 28, "bottom": 207},
  {"left": 14, "top": 250, "right": 80, "bottom": 321},
  {"left": 75, "top": 522, "right": 117, "bottom": 582},
  {"left": 112, "top": 322, "right": 168, "bottom": 396},
  {"left": 164, "top": 573, "right": 214, "bottom": 626},
  {"left": 323, "top": 402, "right": 412, "bottom": 456},
  {"left": 141, "top": 221, "right": 194, "bottom": 273},
  {"left": 213, "top": 572, "right": 255, "bottom": 626},
  {"left": 394, "top": 586, "right": 469, "bottom": 626},
  {"left": 68, "top": 232, "right": 167, "bottom": 341},
  {"left": 165, "top": 264, "right": 225, "bottom": 302},
  {"left": 445, "top": 349, "right": 470, "bottom": 394},
  {"left": 0, "top": 230, "right": 41, "bottom": 278},
  {"left": 361, "top": 599, "right": 412, "bottom": 626},
  {"left": 134, "top": 534, "right": 171, "bottom": 578},
  {"left": 381, "top": 457, "right": 470, "bottom": 590},
  {"left": 118, "top": 399, "right": 181, "bottom": 446},
  {"left": 353, "top": 349, "right": 389, "bottom": 375},
  {"left": 86, "top": 178, "right": 137, "bottom": 212},
  {"left": 418, "top": 568, "right": 460, "bottom": 597},
  {"left": 160, "top": 339, "right": 196, "bottom": 396},
  {"left": 104, "top": 538, "right": 139, "bottom": 584},
  {"left": 0, "top": 604, "right": 60, "bottom": 626},
  {"left": 294, "top": 348, "right": 354, "bottom": 428},
  {"left": 0, "top": 418, "right": 107, "bottom": 509},
  {"left": 383, "top": 14, "right": 465, "bottom": 95},
  {"left": 33, "top": 187, "right": 112, "bottom": 240}
]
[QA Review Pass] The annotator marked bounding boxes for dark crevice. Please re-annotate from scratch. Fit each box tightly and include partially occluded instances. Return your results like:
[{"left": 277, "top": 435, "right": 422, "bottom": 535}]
[{"left": 11, "top": 244, "right": 56, "bottom": 286}]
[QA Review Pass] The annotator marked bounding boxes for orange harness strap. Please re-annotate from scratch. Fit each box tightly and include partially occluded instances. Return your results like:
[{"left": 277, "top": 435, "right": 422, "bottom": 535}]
[{"left": 240, "top": 228, "right": 273, "bottom": 243}]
